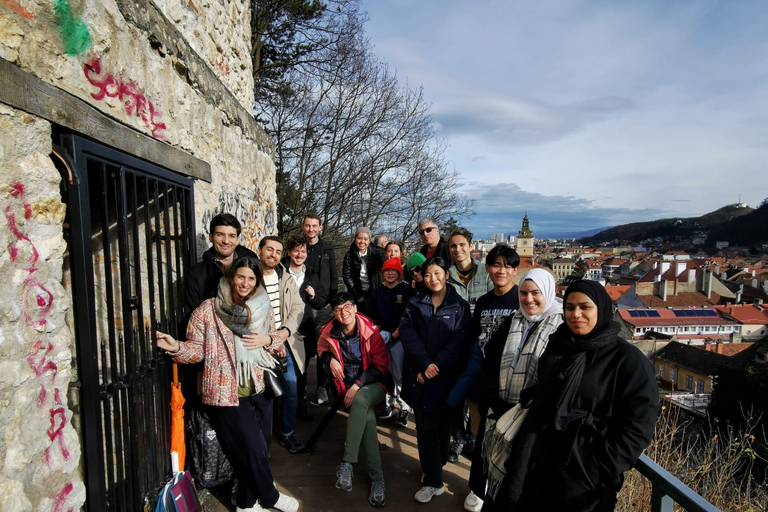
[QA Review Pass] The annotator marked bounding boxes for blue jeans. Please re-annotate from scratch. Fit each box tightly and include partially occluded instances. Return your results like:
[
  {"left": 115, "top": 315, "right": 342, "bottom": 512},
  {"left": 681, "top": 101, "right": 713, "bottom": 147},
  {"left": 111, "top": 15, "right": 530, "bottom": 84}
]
[{"left": 280, "top": 346, "right": 299, "bottom": 437}]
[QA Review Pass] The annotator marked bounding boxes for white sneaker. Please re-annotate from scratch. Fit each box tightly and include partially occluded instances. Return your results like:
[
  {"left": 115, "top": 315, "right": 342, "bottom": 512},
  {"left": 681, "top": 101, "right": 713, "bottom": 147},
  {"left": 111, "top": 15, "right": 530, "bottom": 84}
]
[
  {"left": 414, "top": 485, "right": 445, "bottom": 503},
  {"left": 236, "top": 504, "right": 266, "bottom": 512},
  {"left": 464, "top": 490, "right": 483, "bottom": 511},
  {"left": 273, "top": 493, "right": 299, "bottom": 512}
]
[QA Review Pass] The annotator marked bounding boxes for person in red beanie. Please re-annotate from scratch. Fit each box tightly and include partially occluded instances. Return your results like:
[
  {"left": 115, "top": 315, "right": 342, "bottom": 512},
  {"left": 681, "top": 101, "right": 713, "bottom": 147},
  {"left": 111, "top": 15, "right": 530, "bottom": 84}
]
[{"left": 367, "top": 257, "right": 416, "bottom": 426}]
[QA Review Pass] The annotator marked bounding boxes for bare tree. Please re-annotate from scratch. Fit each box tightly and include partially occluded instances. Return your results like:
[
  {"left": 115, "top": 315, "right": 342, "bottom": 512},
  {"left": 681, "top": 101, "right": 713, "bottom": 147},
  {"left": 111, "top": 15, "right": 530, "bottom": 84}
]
[{"left": 254, "top": 2, "right": 473, "bottom": 248}]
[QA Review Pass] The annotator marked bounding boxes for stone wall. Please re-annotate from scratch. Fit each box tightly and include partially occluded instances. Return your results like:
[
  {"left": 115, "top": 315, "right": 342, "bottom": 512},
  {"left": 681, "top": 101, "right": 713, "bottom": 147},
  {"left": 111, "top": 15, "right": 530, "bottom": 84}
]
[
  {"left": 0, "top": 104, "right": 83, "bottom": 511},
  {"left": 0, "top": 0, "right": 276, "bottom": 509}
]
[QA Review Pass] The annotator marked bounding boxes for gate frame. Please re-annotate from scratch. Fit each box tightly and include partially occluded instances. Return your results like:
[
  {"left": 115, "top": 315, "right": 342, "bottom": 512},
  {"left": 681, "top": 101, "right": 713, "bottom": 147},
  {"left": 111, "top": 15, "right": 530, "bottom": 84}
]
[{"left": 58, "top": 133, "right": 197, "bottom": 511}]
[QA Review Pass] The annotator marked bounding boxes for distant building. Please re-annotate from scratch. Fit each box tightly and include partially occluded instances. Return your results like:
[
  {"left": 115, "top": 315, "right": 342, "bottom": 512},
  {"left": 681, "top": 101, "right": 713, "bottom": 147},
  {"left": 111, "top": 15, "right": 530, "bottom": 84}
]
[
  {"left": 490, "top": 233, "right": 505, "bottom": 243},
  {"left": 517, "top": 213, "right": 535, "bottom": 260},
  {"left": 618, "top": 307, "right": 740, "bottom": 344}
]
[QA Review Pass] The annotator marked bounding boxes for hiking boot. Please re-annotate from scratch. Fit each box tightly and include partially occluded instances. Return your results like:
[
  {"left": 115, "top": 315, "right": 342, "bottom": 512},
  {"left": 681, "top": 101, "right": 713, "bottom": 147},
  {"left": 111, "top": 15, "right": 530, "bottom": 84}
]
[
  {"left": 273, "top": 493, "right": 299, "bottom": 512},
  {"left": 368, "top": 480, "right": 386, "bottom": 507},
  {"left": 395, "top": 409, "right": 409, "bottom": 427},
  {"left": 448, "top": 437, "right": 464, "bottom": 462},
  {"left": 464, "top": 490, "right": 483, "bottom": 511},
  {"left": 335, "top": 461, "right": 353, "bottom": 491},
  {"left": 378, "top": 406, "right": 395, "bottom": 420},
  {"left": 279, "top": 434, "right": 305, "bottom": 454},
  {"left": 414, "top": 485, "right": 444, "bottom": 503}
]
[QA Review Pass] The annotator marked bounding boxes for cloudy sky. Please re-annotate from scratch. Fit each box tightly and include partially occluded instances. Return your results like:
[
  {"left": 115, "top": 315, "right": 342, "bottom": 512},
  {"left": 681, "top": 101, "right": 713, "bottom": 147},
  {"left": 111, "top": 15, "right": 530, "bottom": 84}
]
[{"left": 360, "top": 0, "right": 768, "bottom": 238}]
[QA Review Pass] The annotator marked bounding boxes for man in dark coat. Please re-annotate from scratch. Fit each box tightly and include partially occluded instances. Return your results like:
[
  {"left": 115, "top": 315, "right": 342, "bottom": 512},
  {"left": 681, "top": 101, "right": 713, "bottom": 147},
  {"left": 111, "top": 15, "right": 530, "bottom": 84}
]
[
  {"left": 417, "top": 218, "right": 450, "bottom": 263},
  {"left": 302, "top": 213, "right": 338, "bottom": 404}
]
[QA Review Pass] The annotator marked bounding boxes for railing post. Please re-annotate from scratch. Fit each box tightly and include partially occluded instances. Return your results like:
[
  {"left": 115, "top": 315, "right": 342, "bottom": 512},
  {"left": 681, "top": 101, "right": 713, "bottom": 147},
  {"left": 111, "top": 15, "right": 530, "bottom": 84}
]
[{"left": 650, "top": 488, "right": 675, "bottom": 512}]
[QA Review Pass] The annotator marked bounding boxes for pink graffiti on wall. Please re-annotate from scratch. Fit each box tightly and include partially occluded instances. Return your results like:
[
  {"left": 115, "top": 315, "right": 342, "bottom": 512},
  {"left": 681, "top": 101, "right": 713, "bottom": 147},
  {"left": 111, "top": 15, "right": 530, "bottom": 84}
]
[
  {"left": 52, "top": 482, "right": 75, "bottom": 512},
  {"left": 83, "top": 56, "right": 167, "bottom": 139},
  {"left": 5, "top": 183, "right": 72, "bottom": 465}
]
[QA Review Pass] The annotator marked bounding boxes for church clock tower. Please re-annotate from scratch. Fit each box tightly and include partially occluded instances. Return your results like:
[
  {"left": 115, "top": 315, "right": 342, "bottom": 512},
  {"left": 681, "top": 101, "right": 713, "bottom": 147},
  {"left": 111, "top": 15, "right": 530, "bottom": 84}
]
[{"left": 517, "top": 212, "right": 535, "bottom": 259}]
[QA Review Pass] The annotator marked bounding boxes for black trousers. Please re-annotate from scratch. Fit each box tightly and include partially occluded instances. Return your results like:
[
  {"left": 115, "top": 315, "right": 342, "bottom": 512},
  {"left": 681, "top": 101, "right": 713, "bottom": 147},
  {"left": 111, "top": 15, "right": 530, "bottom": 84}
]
[
  {"left": 208, "top": 394, "right": 279, "bottom": 509},
  {"left": 414, "top": 405, "right": 456, "bottom": 488}
]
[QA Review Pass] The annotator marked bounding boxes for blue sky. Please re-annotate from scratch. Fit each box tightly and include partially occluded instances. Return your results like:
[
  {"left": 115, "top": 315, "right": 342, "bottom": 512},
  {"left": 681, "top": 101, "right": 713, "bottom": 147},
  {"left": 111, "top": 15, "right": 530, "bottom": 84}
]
[{"left": 360, "top": 0, "right": 768, "bottom": 238}]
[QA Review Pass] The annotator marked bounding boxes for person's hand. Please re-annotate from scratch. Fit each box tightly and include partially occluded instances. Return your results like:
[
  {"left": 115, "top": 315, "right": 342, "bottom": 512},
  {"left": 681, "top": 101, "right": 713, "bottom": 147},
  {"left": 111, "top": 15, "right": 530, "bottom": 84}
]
[
  {"left": 344, "top": 383, "right": 359, "bottom": 408},
  {"left": 305, "top": 285, "right": 315, "bottom": 299},
  {"left": 272, "top": 346, "right": 286, "bottom": 358},
  {"left": 329, "top": 358, "right": 344, "bottom": 380},
  {"left": 392, "top": 327, "right": 400, "bottom": 340},
  {"left": 274, "top": 328, "right": 290, "bottom": 342},
  {"left": 424, "top": 363, "right": 439, "bottom": 379},
  {"left": 417, "top": 373, "right": 425, "bottom": 384},
  {"left": 156, "top": 331, "right": 180, "bottom": 353},
  {"left": 356, "top": 297, "right": 365, "bottom": 303},
  {"left": 242, "top": 332, "right": 271, "bottom": 350}
]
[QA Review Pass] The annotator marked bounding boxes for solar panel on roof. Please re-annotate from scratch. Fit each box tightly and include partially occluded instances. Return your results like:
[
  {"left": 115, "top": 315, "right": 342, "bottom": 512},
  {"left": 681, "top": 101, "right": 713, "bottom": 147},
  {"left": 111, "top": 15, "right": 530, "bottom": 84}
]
[
  {"left": 698, "top": 310, "right": 717, "bottom": 317},
  {"left": 647, "top": 310, "right": 660, "bottom": 317},
  {"left": 629, "top": 310, "right": 638, "bottom": 317}
]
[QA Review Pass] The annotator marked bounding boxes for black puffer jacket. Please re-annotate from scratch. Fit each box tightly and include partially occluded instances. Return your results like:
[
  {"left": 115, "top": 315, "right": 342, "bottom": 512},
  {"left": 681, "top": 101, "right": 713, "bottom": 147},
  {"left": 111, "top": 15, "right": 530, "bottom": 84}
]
[{"left": 342, "top": 243, "right": 384, "bottom": 302}]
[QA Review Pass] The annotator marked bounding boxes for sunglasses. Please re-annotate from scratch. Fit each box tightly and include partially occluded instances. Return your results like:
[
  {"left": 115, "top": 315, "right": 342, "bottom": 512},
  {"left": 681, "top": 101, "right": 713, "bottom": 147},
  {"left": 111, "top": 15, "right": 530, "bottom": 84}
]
[{"left": 419, "top": 227, "right": 437, "bottom": 235}]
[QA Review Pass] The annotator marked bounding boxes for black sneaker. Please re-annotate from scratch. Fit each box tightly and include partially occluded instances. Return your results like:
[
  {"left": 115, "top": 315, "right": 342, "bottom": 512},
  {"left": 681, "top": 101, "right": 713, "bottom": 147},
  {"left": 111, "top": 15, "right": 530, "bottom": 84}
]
[
  {"left": 448, "top": 437, "right": 464, "bottom": 463},
  {"left": 395, "top": 409, "right": 409, "bottom": 427},
  {"left": 279, "top": 434, "right": 305, "bottom": 454},
  {"left": 369, "top": 480, "right": 386, "bottom": 507}
]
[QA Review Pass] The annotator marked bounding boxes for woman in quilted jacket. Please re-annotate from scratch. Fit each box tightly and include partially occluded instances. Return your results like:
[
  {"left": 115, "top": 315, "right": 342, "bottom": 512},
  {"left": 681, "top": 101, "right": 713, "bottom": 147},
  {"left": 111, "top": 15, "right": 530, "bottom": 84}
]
[{"left": 156, "top": 256, "right": 299, "bottom": 512}]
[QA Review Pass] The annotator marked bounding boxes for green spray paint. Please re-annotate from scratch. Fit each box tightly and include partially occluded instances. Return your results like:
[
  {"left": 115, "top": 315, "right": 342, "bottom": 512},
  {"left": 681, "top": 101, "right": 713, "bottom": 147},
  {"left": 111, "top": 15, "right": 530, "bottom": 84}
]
[{"left": 54, "top": 0, "right": 91, "bottom": 57}]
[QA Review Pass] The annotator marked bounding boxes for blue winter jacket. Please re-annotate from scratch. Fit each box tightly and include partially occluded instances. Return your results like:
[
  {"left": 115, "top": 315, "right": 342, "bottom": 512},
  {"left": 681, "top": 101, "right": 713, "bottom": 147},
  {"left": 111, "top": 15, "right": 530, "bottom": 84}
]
[{"left": 399, "top": 286, "right": 472, "bottom": 413}]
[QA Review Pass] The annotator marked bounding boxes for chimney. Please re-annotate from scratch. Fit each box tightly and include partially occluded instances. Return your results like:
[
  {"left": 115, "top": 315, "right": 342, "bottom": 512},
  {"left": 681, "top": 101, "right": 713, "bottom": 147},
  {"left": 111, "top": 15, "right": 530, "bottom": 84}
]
[
  {"left": 716, "top": 341, "right": 723, "bottom": 354},
  {"left": 715, "top": 263, "right": 720, "bottom": 274},
  {"left": 660, "top": 280, "right": 668, "bottom": 301},
  {"left": 675, "top": 261, "right": 686, "bottom": 277},
  {"left": 705, "top": 270, "right": 713, "bottom": 299},
  {"left": 735, "top": 286, "right": 743, "bottom": 304},
  {"left": 688, "top": 269, "right": 696, "bottom": 284}
]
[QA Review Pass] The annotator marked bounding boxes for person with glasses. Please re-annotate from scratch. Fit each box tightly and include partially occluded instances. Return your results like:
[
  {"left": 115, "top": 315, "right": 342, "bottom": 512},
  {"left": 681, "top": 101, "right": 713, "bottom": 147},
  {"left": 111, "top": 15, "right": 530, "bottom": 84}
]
[
  {"left": 446, "top": 245, "right": 520, "bottom": 510},
  {"left": 417, "top": 218, "right": 450, "bottom": 263},
  {"left": 399, "top": 257, "right": 472, "bottom": 503},
  {"left": 317, "top": 293, "right": 393, "bottom": 508}
]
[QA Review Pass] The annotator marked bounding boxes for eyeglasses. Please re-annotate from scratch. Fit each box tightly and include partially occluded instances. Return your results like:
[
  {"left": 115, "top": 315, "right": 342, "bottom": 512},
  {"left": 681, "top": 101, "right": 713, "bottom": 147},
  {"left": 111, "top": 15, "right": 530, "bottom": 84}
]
[
  {"left": 333, "top": 303, "right": 355, "bottom": 315},
  {"left": 419, "top": 227, "right": 437, "bottom": 235}
]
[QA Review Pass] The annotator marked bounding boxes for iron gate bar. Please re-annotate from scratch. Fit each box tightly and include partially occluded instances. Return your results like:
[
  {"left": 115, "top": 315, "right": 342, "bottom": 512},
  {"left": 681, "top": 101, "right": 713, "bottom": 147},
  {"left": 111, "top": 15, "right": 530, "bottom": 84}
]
[
  {"left": 60, "top": 134, "right": 195, "bottom": 512},
  {"left": 57, "top": 138, "right": 108, "bottom": 512}
]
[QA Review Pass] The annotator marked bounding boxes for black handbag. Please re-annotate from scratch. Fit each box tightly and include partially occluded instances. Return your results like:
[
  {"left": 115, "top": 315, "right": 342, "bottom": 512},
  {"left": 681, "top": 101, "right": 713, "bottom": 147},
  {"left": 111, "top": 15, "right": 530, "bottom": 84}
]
[
  {"left": 185, "top": 405, "right": 233, "bottom": 489},
  {"left": 264, "top": 369, "right": 288, "bottom": 399}
]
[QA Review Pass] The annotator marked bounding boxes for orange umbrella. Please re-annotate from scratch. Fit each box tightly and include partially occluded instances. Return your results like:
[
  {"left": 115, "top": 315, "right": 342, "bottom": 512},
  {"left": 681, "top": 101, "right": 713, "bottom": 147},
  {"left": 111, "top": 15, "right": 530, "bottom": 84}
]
[{"left": 170, "top": 363, "right": 186, "bottom": 470}]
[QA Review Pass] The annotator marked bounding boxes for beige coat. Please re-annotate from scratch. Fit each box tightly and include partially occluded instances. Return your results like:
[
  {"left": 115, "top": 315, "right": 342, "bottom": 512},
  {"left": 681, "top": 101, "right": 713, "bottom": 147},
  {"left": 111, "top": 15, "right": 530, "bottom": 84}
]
[{"left": 275, "top": 264, "right": 307, "bottom": 373}]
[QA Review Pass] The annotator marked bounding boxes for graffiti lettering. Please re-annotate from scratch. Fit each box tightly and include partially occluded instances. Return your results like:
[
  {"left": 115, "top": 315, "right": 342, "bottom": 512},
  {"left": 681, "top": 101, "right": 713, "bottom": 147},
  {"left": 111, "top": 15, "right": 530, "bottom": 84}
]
[
  {"left": 6, "top": 182, "right": 72, "bottom": 465},
  {"left": 84, "top": 56, "right": 167, "bottom": 139},
  {"left": 52, "top": 482, "right": 75, "bottom": 512}
]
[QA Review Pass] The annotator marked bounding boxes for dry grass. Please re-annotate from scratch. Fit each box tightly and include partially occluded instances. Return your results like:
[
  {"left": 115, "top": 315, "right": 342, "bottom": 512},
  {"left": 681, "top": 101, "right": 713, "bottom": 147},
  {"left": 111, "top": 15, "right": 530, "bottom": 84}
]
[{"left": 617, "top": 404, "right": 768, "bottom": 512}]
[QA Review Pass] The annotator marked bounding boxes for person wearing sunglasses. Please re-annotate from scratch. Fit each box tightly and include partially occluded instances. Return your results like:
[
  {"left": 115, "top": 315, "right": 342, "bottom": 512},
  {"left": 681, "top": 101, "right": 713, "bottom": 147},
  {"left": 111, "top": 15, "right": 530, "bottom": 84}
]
[
  {"left": 417, "top": 218, "right": 450, "bottom": 263},
  {"left": 317, "top": 293, "right": 393, "bottom": 508}
]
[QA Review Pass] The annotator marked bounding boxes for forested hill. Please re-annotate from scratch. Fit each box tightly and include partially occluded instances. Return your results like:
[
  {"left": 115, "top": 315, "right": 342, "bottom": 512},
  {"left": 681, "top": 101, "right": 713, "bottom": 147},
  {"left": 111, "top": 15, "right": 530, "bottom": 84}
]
[{"left": 581, "top": 204, "right": 761, "bottom": 244}]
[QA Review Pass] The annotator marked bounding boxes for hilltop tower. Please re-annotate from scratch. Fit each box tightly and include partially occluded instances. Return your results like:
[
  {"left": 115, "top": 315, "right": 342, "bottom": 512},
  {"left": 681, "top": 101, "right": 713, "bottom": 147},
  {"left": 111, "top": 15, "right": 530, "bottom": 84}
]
[{"left": 517, "top": 212, "right": 535, "bottom": 259}]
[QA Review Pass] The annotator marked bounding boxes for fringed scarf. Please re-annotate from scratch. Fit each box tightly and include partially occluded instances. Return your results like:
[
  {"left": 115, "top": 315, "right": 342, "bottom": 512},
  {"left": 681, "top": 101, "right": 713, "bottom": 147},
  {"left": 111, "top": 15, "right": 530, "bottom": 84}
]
[{"left": 214, "top": 278, "right": 278, "bottom": 387}]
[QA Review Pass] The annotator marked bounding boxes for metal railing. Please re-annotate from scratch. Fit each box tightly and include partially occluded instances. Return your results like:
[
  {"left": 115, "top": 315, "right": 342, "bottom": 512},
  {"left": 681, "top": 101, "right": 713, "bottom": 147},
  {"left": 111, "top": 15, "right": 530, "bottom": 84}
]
[{"left": 635, "top": 454, "right": 721, "bottom": 512}]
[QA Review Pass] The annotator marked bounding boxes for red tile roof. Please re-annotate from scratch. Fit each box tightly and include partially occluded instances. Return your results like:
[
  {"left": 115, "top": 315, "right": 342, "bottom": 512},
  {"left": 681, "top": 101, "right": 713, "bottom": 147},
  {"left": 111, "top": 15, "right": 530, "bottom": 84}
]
[
  {"left": 715, "top": 304, "right": 768, "bottom": 324},
  {"left": 605, "top": 285, "right": 630, "bottom": 302},
  {"left": 638, "top": 292, "right": 721, "bottom": 308}
]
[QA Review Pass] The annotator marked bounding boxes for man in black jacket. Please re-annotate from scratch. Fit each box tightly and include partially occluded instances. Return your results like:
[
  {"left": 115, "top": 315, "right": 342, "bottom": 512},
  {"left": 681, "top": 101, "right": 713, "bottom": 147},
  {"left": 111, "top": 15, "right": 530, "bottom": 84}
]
[
  {"left": 180, "top": 213, "right": 259, "bottom": 400},
  {"left": 302, "top": 213, "right": 338, "bottom": 404},
  {"left": 417, "top": 218, "right": 450, "bottom": 263}
]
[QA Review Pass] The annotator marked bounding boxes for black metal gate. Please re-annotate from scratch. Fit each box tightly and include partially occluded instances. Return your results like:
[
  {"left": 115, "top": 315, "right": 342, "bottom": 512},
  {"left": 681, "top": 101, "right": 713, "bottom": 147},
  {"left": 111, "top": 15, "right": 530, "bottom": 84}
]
[{"left": 57, "top": 134, "right": 196, "bottom": 511}]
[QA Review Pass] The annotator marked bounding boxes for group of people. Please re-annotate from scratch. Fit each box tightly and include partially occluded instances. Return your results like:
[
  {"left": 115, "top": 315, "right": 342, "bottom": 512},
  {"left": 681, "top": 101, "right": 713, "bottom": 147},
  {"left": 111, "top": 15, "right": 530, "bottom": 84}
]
[{"left": 156, "top": 214, "right": 659, "bottom": 512}]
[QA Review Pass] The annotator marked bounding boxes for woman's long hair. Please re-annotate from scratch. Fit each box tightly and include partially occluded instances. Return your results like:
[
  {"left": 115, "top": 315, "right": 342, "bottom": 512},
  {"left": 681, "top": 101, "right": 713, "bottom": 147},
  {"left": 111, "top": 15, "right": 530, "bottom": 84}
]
[{"left": 225, "top": 256, "right": 263, "bottom": 326}]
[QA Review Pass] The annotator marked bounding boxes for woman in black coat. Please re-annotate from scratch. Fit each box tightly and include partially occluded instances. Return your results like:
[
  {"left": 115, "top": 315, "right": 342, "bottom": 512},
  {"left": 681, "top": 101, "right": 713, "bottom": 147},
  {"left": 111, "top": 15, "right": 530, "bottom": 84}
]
[
  {"left": 484, "top": 280, "right": 659, "bottom": 512},
  {"left": 342, "top": 226, "right": 384, "bottom": 311},
  {"left": 399, "top": 257, "right": 472, "bottom": 504}
]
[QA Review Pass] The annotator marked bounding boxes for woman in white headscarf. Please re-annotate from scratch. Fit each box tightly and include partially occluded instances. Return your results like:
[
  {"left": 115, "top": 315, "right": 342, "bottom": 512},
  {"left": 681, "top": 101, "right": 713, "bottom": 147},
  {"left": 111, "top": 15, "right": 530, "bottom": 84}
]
[{"left": 474, "top": 268, "right": 563, "bottom": 509}]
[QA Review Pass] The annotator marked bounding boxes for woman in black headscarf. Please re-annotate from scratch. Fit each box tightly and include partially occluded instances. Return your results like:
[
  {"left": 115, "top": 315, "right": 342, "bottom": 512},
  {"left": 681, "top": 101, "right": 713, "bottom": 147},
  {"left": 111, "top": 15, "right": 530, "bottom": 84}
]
[{"left": 484, "top": 280, "right": 658, "bottom": 512}]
